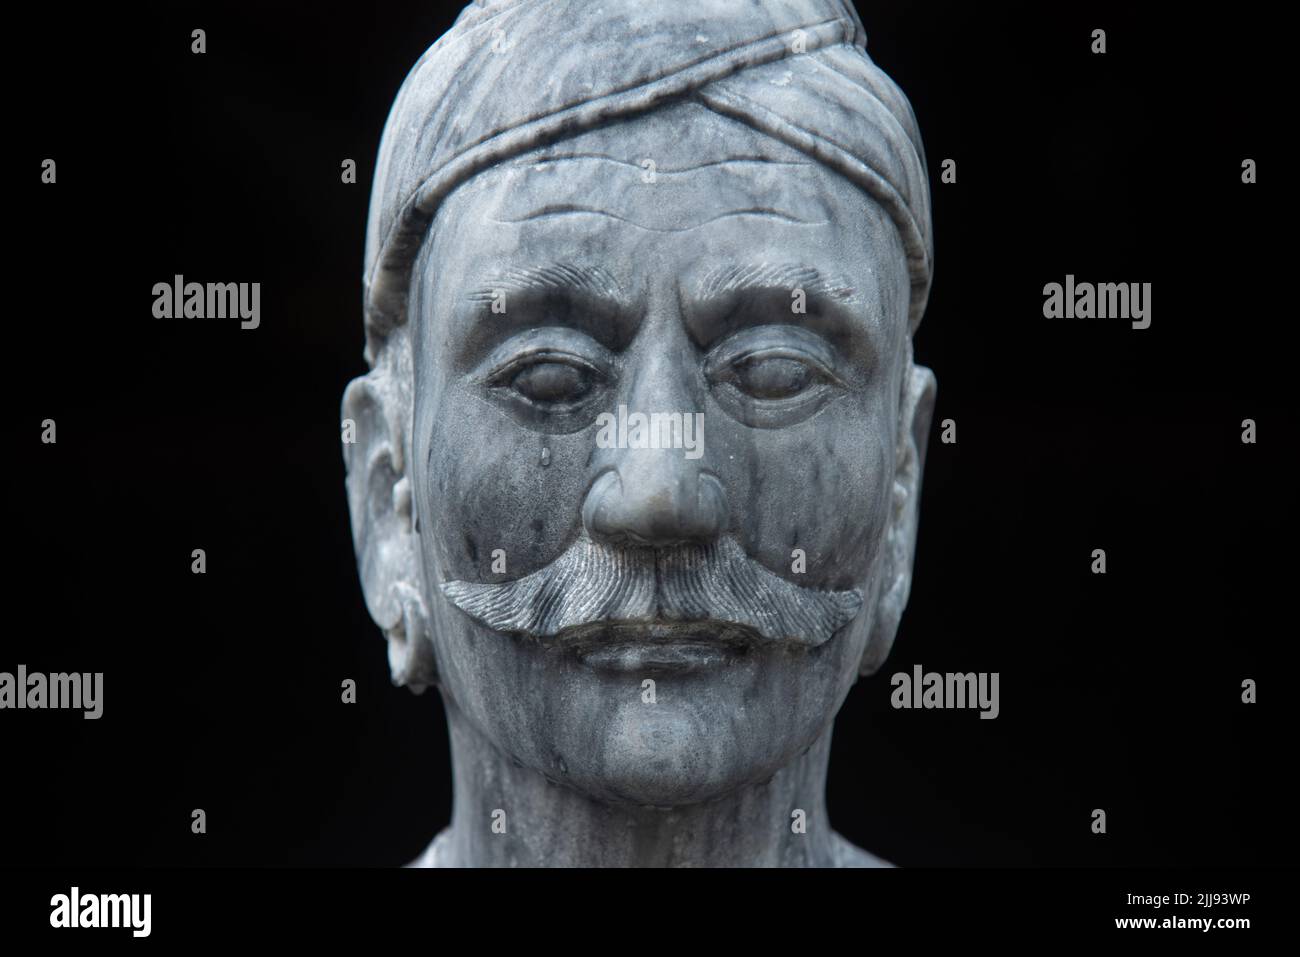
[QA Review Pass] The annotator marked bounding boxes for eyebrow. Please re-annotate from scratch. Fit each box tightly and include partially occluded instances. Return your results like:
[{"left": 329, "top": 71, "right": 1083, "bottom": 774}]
[
  {"left": 695, "top": 262, "right": 858, "bottom": 303},
  {"left": 464, "top": 262, "right": 636, "bottom": 351},
  {"left": 467, "top": 263, "right": 626, "bottom": 305},
  {"left": 685, "top": 262, "right": 868, "bottom": 352}
]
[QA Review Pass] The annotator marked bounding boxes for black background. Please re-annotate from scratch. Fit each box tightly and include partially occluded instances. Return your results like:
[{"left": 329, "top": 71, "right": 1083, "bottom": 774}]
[{"left": 7, "top": 0, "right": 1293, "bottom": 869}]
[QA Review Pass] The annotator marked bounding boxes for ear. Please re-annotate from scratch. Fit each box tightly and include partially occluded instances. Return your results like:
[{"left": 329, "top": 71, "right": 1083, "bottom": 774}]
[
  {"left": 859, "top": 360, "right": 937, "bottom": 677},
  {"left": 341, "top": 364, "right": 438, "bottom": 692}
]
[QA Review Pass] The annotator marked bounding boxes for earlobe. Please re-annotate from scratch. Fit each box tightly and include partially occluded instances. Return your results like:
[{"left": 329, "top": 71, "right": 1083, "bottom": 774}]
[
  {"left": 342, "top": 366, "right": 438, "bottom": 690},
  {"left": 859, "top": 361, "right": 937, "bottom": 677},
  {"left": 385, "top": 581, "right": 438, "bottom": 693}
]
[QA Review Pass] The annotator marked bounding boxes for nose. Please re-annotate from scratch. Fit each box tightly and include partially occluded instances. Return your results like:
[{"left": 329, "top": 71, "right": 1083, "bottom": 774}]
[
  {"left": 583, "top": 302, "right": 729, "bottom": 547},
  {"left": 582, "top": 453, "right": 728, "bottom": 548}
]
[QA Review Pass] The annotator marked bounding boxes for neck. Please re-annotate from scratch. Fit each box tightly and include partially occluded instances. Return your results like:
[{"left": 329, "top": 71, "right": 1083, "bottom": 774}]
[{"left": 430, "top": 699, "right": 841, "bottom": 867}]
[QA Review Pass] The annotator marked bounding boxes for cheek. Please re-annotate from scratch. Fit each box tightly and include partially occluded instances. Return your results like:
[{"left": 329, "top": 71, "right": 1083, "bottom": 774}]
[
  {"left": 724, "top": 391, "right": 895, "bottom": 591},
  {"left": 416, "top": 385, "right": 602, "bottom": 583}
]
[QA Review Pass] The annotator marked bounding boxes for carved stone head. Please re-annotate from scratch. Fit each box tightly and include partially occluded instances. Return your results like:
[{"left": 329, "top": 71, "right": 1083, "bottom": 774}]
[{"left": 343, "top": 0, "right": 934, "bottom": 865}]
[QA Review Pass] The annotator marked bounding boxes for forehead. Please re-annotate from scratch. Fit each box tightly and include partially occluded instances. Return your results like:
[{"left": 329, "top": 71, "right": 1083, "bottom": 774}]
[
  {"left": 419, "top": 100, "right": 907, "bottom": 328},
  {"left": 483, "top": 101, "right": 830, "bottom": 228}
]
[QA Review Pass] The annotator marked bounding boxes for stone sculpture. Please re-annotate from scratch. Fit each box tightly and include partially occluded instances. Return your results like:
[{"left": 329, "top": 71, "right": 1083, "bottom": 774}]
[{"left": 343, "top": 0, "right": 935, "bottom": 866}]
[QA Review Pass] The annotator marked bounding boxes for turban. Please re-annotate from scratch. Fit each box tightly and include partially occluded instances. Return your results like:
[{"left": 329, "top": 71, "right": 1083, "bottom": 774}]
[{"left": 363, "top": 0, "right": 933, "bottom": 365}]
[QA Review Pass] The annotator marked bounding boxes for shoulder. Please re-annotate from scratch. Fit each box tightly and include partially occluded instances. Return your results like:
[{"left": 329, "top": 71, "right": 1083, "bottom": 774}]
[
  {"left": 405, "top": 828, "right": 455, "bottom": 868},
  {"left": 830, "top": 832, "right": 894, "bottom": 868}
]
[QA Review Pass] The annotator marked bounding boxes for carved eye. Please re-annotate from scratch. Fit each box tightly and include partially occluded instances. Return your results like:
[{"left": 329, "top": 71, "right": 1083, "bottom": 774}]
[
  {"left": 704, "top": 329, "right": 847, "bottom": 428},
  {"left": 476, "top": 332, "right": 615, "bottom": 432},
  {"left": 508, "top": 359, "right": 596, "bottom": 405},
  {"left": 730, "top": 355, "right": 816, "bottom": 399}
]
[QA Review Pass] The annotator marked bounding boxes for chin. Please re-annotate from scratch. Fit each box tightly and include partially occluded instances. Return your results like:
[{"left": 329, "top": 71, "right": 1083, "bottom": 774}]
[
  {"left": 530, "top": 666, "right": 838, "bottom": 807},
  {"left": 549, "top": 697, "right": 757, "bottom": 806},
  {"left": 437, "top": 614, "right": 862, "bottom": 805}
]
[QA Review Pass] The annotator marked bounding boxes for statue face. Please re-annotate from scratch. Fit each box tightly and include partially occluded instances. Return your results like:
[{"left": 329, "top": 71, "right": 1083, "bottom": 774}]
[{"left": 405, "top": 102, "right": 921, "bottom": 806}]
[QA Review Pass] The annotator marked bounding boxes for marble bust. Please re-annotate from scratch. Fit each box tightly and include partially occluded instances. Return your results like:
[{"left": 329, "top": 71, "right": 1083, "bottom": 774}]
[{"left": 342, "top": 0, "right": 935, "bottom": 867}]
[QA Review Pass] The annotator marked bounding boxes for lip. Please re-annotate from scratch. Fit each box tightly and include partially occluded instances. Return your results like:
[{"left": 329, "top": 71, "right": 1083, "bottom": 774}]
[{"left": 553, "top": 621, "right": 765, "bottom": 674}]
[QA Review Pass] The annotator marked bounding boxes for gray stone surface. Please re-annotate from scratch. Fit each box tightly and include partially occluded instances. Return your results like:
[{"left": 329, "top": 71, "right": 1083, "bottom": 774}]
[{"left": 343, "top": 0, "right": 935, "bottom": 867}]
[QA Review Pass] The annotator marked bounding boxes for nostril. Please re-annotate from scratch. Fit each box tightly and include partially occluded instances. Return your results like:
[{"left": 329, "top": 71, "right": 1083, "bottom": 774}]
[{"left": 581, "top": 470, "right": 623, "bottom": 542}]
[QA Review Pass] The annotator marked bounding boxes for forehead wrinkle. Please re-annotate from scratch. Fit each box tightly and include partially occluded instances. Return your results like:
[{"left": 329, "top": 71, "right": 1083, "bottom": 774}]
[
  {"left": 482, "top": 141, "right": 832, "bottom": 231},
  {"left": 490, "top": 206, "right": 826, "bottom": 232},
  {"left": 504, "top": 153, "right": 815, "bottom": 174}
]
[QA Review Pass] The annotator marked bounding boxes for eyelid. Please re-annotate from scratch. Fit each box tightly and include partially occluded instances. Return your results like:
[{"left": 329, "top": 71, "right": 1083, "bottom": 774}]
[
  {"left": 472, "top": 327, "right": 615, "bottom": 386},
  {"left": 484, "top": 349, "right": 603, "bottom": 389},
  {"left": 704, "top": 326, "right": 845, "bottom": 387}
]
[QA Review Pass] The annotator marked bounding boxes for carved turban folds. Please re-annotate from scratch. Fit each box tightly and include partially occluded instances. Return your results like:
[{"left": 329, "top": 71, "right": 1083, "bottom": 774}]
[{"left": 362, "top": 0, "right": 933, "bottom": 365}]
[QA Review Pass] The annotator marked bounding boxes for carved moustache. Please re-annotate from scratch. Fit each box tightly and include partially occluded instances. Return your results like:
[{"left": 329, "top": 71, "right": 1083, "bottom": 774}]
[{"left": 441, "top": 533, "right": 862, "bottom": 648}]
